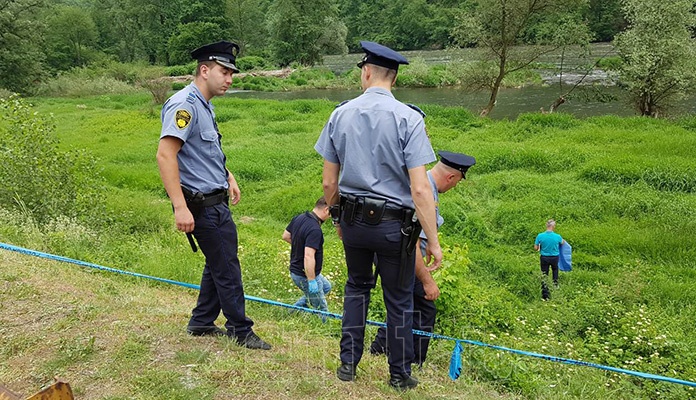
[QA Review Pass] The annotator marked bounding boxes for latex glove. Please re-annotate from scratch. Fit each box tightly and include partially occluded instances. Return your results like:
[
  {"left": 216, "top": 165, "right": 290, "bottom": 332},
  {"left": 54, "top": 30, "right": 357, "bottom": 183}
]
[{"left": 307, "top": 279, "right": 319, "bottom": 294}]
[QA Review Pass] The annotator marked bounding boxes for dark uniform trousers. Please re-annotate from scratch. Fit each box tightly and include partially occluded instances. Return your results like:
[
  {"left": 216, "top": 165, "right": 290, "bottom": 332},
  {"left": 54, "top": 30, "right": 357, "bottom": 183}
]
[
  {"left": 189, "top": 202, "right": 254, "bottom": 337},
  {"left": 373, "top": 278, "right": 436, "bottom": 365},
  {"left": 540, "top": 255, "right": 560, "bottom": 300},
  {"left": 340, "top": 219, "right": 416, "bottom": 376}
]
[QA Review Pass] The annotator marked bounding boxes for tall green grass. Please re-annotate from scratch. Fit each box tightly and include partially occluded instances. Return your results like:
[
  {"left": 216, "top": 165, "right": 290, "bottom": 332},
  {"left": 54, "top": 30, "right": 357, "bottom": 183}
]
[{"left": 2, "top": 94, "right": 696, "bottom": 399}]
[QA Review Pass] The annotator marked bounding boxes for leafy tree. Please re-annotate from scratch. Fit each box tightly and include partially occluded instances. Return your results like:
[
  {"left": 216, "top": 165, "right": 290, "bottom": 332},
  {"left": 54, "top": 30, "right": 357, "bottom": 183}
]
[
  {"left": 452, "top": 0, "right": 590, "bottom": 116},
  {"left": 614, "top": 0, "right": 696, "bottom": 117},
  {"left": 585, "top": 0, "right": 625, "bottom": 42},
  {"left": 267, "top": 0, "right": 346, "bottom": 66},
  {"left": 91, "top": 0, "right": 185, "bottom": 64},
  {"left": 45, "top": 5, "right": 99, "bottom": 69},
  {"left": 225, "top": 0, "right": 269, "bottom": 55},
  {"left": 0, "top": 0, "right": 47, "bottom": 94},
  {"left": 168, "top": 22, "right": 226, "bottom": 65}
]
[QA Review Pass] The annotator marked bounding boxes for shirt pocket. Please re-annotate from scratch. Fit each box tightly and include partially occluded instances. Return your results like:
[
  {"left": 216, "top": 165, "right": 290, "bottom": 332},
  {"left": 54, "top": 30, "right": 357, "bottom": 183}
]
[{"left": 200, "top": 129, "right": 220, "bottom": 157}]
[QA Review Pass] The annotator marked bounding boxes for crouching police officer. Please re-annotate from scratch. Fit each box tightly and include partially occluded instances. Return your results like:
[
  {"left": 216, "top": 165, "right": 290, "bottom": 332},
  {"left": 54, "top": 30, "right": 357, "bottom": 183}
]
[
  {"left": 370, "top": 151, "right": 476, "bottom": 366},
  {"left": 315, "top": 41, "right": 443, "bottom": 390},
  {"left": 157, "top": 40, "right": 270, "bottom": 350}
]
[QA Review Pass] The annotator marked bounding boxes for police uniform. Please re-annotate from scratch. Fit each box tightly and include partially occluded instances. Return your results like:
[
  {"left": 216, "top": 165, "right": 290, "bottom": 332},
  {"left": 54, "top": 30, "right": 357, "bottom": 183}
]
[
  {"left": 371, "top": 151, "right": 476, "bottom": 365},
  {"left": 315, "top": 41, "right": 436, "bottom": 385},
  {"left": 159, "top": 41, "right": 269, "bottom": 349}
]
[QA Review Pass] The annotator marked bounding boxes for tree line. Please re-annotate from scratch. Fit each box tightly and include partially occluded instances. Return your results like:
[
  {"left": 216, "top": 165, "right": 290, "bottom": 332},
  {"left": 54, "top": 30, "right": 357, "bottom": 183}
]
[{"left": 2, "top": 0, "right": 695, "bottom": 116}]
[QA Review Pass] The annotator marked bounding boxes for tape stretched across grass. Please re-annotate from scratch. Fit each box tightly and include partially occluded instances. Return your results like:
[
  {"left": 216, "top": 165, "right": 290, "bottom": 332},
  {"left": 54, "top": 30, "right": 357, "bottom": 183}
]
[{"left": 1, "top": 241, "right": 695, "bottom": 388}]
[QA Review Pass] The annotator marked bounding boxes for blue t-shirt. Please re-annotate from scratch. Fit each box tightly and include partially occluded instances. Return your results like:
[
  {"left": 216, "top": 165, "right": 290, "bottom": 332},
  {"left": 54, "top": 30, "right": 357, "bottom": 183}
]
[
  {"left": 535, "top": 231, "right": 563, "bottom": 256},
  {"left": 286, "top": 212, "right": 324, "bottom": 277}
]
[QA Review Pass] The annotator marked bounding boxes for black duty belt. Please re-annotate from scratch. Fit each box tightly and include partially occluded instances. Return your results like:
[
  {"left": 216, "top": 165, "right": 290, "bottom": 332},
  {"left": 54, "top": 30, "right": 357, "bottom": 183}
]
[
  {"left": 196, "top": 190, "right": 228, "bottom": 207},
  {"left": 354, "top": 204, "right": 403, "bottom": 221}
]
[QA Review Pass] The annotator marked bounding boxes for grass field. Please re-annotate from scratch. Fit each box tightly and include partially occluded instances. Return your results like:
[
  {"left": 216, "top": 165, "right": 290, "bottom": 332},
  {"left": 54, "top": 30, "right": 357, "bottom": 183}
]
[{"left": 1, "top": 92, "right": 695, "bottom": 399}]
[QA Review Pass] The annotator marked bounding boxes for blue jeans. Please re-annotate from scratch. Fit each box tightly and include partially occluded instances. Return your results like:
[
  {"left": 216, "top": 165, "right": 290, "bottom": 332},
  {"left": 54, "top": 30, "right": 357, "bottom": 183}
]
[{"left": 290, "top": 272, "right": 331, "bottom": 311}]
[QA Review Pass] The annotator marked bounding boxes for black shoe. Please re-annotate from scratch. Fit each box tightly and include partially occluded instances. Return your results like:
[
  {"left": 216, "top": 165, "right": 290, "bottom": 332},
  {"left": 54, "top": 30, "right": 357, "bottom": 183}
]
[
  {"left": 369, "top": 341, "right": 386, "bottom": 356},
  {"left": 235, "top": 332, "right": 272, "bottom": 350},
  {"left": 389, "top": 373, "right": 418, "bottom": 391},
  {"left": 336, "top": 363, "right": 356, "bottom": 381},
  {"left": 186, "top": 326, "right": 226, "bottom": 337}
]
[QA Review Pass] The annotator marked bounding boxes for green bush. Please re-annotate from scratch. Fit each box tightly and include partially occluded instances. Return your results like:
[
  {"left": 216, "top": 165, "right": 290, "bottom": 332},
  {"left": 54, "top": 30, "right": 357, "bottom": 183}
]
[
  {"left": 236, "top": 56, "right": 268, "bottom": 71},
  {"left": 0, "top": 95, "right": 106, "bottom": 225},
  {"left": 596, "top": 56, "right": 623, "bottom": 71},
  {"left": 166, "top": 63, "right": 196, "bottom": 77}
]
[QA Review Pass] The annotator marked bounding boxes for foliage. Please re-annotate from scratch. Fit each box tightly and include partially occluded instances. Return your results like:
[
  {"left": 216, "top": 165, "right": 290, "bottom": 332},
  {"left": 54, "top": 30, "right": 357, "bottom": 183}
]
[
  {"left": 584, "top": 0, "right": 625, "bottom": 41},
  {"left": 0, "top": 95, "right": 105, "bottom": 225},
  {"left": 166, "top": 63, "right": 197, "bottom": 76},
  {"left": 452, "top": 0, "right": 591, "bottom": 116},
  {"left": 4, "top": 93, "right": 696, "bottom": 399},
  {"left": 266, "top": 0, "right": 347, "bottom": 66},
  {"left": 0, "top": 0, "right": 48, "bottom": 94},
  {"left": 44, "top": 5, "right": 99, "bottom": 70},
  {"left": 613, "top": 0, "right": 696, "bottom": 117},
  {"left": 235, "top": 56, "right": 269, "bottom": 71},
  {"left": 226, "top": 0, "right": 269, "bottom": 55},
  {"left": 167, "top": 22, "right": 226, "bottom": 66}
]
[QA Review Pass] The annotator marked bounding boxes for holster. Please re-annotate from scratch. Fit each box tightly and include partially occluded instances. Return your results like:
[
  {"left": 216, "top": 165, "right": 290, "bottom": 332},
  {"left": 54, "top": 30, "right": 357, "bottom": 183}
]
[
  {"left": 178, "top": 186, "right": 228, "bottom": 253},
  {"left": 340, "top": 194, "right": 358, "bottom": 225}
]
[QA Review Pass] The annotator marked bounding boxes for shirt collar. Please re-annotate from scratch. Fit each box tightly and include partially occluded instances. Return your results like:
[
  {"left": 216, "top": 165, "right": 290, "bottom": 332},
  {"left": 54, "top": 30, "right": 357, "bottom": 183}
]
[
  {"left": 189, "top": 83, "right": 214, "bottom": 111},
  {"left": 364, "top": 87, "right": 395, "bottom": 98}
]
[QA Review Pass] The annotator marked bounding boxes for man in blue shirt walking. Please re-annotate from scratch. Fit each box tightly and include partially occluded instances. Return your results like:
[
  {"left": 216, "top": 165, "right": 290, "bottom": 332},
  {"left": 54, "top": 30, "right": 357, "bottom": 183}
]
[{"left": 534, "top": 219, "right": 566, "bottom": 300}]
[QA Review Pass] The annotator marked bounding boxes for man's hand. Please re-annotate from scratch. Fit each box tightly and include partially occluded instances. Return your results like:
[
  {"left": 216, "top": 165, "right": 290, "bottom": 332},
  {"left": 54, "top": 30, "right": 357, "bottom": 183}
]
[
  {"left": 174, "top": 205, "right": 195, "bottom": 233},
  {"left": 424, "top": 241, "right": 443, "bottom": 270},
  {"left": 307, "top": 279, "right": 319, "bottom": 294},
  {"left": 423, "top": 280, "right": 440, "bottom": 301},
  {"left": 228, "top": 180, "right": 241, "bottom": 205}
]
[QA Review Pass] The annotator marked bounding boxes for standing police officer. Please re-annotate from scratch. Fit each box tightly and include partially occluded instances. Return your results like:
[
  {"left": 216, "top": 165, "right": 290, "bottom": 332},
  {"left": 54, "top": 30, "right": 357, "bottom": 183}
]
[
  {"left": 315, "top": 41, "right": 443, "bottom": 390},
  {"left": 157, "top": 41, "right": 270, "bottom": 350}
]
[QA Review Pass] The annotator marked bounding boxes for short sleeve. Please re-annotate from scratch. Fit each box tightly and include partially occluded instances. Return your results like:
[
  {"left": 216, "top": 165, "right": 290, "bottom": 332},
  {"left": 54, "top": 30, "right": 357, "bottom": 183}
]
[
  {"left": 161, "top": 100, "right": 195, "bottom": 142},
  {"left": 403, "top": 117, "right": 435, "bottom": 169},
  {"left": 315, "top": 116, "right": 339, "bottom": 164},
  {"left": 304, "top": 228, "right": 323, "bottom": 250}
]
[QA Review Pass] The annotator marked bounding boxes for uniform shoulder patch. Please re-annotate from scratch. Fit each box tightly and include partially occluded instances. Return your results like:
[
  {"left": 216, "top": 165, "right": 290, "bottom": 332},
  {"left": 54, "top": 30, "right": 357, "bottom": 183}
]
[
  {"left": 335, "top": 100, "right": 350, "bottom": 108},
  {"left": 175, "top": 109, "right": 192, "bottom": 130},
  {"left": 405, "top": 103, "right": 426, "bottom": 118}
]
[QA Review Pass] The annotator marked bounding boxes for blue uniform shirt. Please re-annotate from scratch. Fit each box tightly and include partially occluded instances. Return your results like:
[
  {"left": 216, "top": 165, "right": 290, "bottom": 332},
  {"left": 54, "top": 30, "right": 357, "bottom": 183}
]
[
  {"left": 419, "top": 170, "right": 443, "bottom": 241},
  {"left": 535, "top": 231, "right": 564, "bottom": 256},
  {"left": 160, "top": 83, "right": 228, "bottom": 194},
  {"left": 314, "top": 87, "right": 436, "bottom": 209}
]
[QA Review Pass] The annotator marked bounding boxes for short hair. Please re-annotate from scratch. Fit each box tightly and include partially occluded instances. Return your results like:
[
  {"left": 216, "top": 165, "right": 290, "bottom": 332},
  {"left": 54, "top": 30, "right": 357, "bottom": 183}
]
[
  {"left": 314, "top": 196, "right": 328, "bottom": 208},
  {"left": 368, "top": 63, "right": 397, "bottom": 82},
  {"left": 546, "top": 219, "right": 556, "bottom": 228},
  {"left": 195, "top": 61, "right": 217, "bottom": 77}
]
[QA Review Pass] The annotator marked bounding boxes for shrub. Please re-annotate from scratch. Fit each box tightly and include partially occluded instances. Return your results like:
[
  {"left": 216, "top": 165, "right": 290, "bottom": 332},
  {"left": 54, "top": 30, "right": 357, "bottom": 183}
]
[
  {"left": 0, "top": 95, "right": 106, "bottom": 225},
  {"left": 596, "top": 56, "right": 623, "bottom": 71},
  {"left": 166, "top": 63, "right": 196, "bottom": 77},
  {"left": 236, "top": 56, "right": 268, "bottom": 71}
]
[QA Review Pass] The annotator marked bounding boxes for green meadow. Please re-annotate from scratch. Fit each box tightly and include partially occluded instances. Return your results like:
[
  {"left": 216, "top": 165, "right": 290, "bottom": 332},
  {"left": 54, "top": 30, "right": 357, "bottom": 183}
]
[{"left": 1, "top": 92, "right": 696, "bottom": 399}]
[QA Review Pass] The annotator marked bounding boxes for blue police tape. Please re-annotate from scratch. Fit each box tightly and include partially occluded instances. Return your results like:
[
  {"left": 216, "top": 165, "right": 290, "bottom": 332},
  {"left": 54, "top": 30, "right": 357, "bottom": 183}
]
[{"left": 2, "top": 241, "right": 695, "bottom": 388}]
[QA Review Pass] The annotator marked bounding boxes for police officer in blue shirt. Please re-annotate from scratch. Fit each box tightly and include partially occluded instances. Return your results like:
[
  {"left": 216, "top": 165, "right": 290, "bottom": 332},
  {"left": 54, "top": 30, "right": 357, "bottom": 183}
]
[
  {"left": 370, "top": 151, "right": 476, "bottom": 366},
  {"left": 315, "top": 41, "right": 443, "bottom": 390},
  {"left": 156, "top": 41, "right": 270, "bottom": 350}
]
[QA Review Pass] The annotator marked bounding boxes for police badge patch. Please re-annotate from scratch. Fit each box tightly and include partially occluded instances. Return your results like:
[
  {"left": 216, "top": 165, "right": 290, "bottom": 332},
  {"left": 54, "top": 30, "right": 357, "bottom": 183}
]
[{"left": 175, "top": 109, "right": 191, "bottom": 129}]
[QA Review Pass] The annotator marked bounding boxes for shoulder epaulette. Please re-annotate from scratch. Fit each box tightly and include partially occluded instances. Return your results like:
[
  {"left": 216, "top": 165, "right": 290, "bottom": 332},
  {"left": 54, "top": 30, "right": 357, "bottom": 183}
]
[
  {"left": 335, "top": 100, "right": 350, "bottom": 108},
  {"left": 406, "top": 103, "right": 426, "bottom": 118},
  {"left": 186, "top": 93, "right": 196, "bottom": 104}
]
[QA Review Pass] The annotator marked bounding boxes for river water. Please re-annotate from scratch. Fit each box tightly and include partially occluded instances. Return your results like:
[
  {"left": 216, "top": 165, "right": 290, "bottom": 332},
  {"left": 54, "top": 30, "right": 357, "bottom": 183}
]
[{"left": 226, "top": 44, "right": 696, "bottom": 119}]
